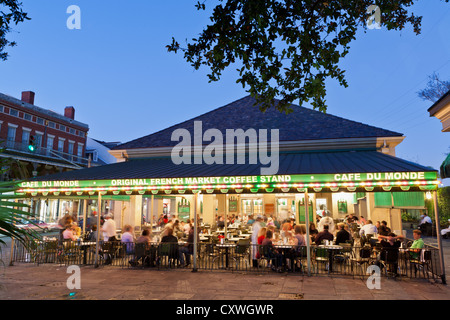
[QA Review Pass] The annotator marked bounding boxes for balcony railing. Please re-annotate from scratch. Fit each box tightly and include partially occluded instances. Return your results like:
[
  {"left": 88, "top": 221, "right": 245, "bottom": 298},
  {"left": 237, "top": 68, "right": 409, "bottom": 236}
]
[{"left": 4, "top": 140, "right": 89, "bottom": 166}]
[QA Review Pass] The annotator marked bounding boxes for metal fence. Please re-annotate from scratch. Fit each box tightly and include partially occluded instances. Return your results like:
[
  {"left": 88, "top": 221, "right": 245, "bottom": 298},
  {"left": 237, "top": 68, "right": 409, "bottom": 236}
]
[{"left": 7, "top": 239, "right": 443, "bottom": 281}]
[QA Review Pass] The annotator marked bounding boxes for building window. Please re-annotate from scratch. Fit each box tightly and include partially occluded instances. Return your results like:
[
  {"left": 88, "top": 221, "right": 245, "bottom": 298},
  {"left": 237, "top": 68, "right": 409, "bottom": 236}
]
[
  {"left": 77, "top": 143, "right": 84, "bottom": 158},
  {"left": 9, "top": 109, "right": 18, "bottom": 117},
  {"left": 58, "top": 138, "right": 65, "bottom": 152},
  {"left": 48, "top": 122, "right": 55, "bottom": 129},
  {"left": 36, "top": 117, "right": 44, "bottom": 125},
  {"left": 7, "top": 125, "right": 17, "bottom": 148},
  {"left": 69, "top": 128, "right": 75, "bottom": 135},
  {"left": 68, "top": 141, "right": 75, "bottom": 155},
  {"left": 59, "top": 124, "right": 66, "bottom": 132},
  {"left": 21, "top": 129, "right": 31, "bottom": 150},
  {"left": 24, "top": 113, "right": 32, "bottom": 121},
  {"left": 46, "top": 136, "right": 54, "bottom": 154},
  {"left": 35, "top": 133, "right": 43, "bottom": 148},
  {"left": 0, "top": 105, "right": 3, "bottom": 113}
]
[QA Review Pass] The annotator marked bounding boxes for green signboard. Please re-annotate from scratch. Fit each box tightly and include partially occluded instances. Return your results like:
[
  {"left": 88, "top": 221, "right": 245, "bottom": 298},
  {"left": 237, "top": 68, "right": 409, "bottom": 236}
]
[{"left": 19, "top": 171, "right": 439, "bottom": 190}]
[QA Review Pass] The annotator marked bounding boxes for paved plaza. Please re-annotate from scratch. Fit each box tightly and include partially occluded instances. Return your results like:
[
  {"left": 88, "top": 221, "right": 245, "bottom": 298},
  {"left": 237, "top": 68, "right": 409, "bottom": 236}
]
[{"left": 1, "top": 232, "right": 449, "bottom": 302}]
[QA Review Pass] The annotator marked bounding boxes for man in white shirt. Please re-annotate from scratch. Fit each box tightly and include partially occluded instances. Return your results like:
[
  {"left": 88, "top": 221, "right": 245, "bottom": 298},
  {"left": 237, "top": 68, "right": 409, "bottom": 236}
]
[
  {"left": 102, "top": 213, "right": 117, "bottom": 241},
  {"left": 251, "top": 216, "right": 263, "bottom": 267},
  {"left": 318, "top": 214, "right": 335, "bottom": 234},
  {"left": 359, "top": 220, "right": 377, "bottom": 237}
]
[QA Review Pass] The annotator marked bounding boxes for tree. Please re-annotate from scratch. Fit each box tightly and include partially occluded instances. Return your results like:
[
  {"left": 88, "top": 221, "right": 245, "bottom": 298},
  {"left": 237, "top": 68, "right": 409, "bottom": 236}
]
[
  {"left": 0, "top": 0, "right": 30, "bottom": 61},
  {"left": 417, "top": 72, "right": 450, "bottom": 103},
  {"left": 167, "top": 0, "right": 448, "bottom": 113}
]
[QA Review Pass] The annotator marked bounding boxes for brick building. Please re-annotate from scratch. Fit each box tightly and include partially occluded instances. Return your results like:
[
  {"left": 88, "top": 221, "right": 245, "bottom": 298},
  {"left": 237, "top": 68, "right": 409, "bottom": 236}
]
[{"left": 0, "top": 91, "right": 90, "bottom": 179}]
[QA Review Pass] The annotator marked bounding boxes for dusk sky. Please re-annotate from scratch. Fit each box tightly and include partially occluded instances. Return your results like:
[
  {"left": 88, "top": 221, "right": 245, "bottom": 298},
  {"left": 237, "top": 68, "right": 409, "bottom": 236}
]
[{"left": 0, "top": 1, "right": 449, "bottom": 185}]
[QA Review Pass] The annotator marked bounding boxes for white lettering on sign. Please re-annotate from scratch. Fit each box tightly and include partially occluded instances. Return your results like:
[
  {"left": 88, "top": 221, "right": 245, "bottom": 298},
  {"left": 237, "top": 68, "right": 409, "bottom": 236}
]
[{"left": 334, "top": 174, "right": 361, "bottom": 181}]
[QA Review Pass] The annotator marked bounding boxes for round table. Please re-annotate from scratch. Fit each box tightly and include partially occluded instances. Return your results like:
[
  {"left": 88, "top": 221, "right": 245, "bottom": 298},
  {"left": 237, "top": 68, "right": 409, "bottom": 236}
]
[{"left": 318, "top": 245, "right": 343, "bottom": 272}]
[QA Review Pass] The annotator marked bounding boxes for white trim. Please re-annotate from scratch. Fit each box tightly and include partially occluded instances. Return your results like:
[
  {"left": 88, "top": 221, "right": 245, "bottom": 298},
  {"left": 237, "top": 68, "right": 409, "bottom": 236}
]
[
  {"left": 109, "top": 136, "right": 405, "bottom": 161},
  {"left": 7, "top": 123, "right": 19, "bottom": 128}
]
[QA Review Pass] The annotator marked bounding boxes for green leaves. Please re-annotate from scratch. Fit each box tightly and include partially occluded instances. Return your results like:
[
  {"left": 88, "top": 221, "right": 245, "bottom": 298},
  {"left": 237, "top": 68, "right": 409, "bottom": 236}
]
[
  {"left": 167, "top": 0, "right": 439, "bottom": 113},
  {"left": 0, "top": 0, "right": 30, "bottom": 61},
  {"left": 0, "top": 180, "right": 39, "bottom": 247}
]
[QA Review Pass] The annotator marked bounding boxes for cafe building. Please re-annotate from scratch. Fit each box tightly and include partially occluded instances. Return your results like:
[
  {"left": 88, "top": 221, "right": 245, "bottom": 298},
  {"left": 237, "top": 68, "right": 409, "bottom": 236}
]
[{"left": 18, "top": 95, "right": 441, "bottom": 236}]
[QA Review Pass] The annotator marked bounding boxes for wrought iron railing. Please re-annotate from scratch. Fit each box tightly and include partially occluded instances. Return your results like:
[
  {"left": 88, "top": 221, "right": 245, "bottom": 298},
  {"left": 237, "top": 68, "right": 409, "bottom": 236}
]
[
  {"left": 8, "top": 239, "right": 443, "bottom": 282},
  {"left": 4, "top": 141, "right": 89, "bottom": 166}
]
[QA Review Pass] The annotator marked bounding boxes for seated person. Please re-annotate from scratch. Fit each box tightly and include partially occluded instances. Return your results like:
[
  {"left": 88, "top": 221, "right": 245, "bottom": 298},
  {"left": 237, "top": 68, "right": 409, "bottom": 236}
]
[
  {"left": 315, "top": 225, "right": 334, "bottom": 245},
  {"left": 179, "top": 227, "right": 195, "bottom": 267},
  {"left": 418, "top": 213, "right": 432, "bottom": 236},
  {"left": 408, "top": 229, "right": 425, "bottom": 260},
  {"left": 261, "top": 230, "right": 283, "bottom": 271},
  {"left": 441, "top": 219, "right": 450, "bottom": 239},
  {"left": 62, "top": 225, "right": 78, "bottom": 241},
  {"left": 335, "top": 223, "right": 351, "bottom": 245},
  {"left": 160, "top": 228, "right": 180, "bottom": 263},
  {"left": 121, "top": 225, "right": 135, "bottom": 255},
  {"left": 130, "top": 229, "right": 153, "bottom": 267},
  {"left": 377, "top": 232, "right": 404, "bottom": 276}
]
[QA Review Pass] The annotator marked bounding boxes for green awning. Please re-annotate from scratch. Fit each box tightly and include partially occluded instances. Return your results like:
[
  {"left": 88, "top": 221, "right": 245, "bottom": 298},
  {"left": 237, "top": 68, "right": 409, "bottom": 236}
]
[{"left": 441, "top": 153, "right": 450, "bottom": 179}]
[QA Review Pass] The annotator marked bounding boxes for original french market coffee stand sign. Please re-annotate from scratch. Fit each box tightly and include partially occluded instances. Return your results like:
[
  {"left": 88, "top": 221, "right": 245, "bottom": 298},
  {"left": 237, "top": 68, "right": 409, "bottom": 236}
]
[{"left": 17, "top": 171, "right": 439, "bottom": 196}]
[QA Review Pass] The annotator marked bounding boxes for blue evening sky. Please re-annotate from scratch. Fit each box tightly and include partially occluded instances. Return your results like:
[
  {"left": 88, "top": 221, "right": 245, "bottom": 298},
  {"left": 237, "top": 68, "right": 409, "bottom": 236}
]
[{"left": 0, "top": 1, "right": 449, "bottom": 185}]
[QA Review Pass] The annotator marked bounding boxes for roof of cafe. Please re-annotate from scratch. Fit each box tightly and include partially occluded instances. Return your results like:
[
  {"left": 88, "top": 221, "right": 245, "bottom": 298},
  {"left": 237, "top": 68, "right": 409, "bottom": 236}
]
[
  {"left": 31, "top": 150, "right": 435, "bottom": 182},
  {"left": 112, "top": 95, "right": 403, "bottom": 150}
]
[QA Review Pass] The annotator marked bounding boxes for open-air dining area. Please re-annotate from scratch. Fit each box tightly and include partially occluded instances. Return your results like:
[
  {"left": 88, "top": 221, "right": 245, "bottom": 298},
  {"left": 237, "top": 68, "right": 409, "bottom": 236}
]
[
  {"left": 9, "top": 210, "right": 444, "bottom": 283},
  {"left": 6, "top": 96, "right": 448, "bottom": 286}
]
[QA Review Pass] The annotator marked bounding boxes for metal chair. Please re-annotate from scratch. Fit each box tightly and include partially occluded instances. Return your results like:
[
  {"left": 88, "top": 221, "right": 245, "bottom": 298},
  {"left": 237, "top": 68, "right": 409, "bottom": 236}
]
[
  {"left": 234, "top": 239, "right": 250, "bottom": 269},
  {"left": 409, "top": 249, "right": 433, "bottom": 279},
  {"left": 350, "top": 246, "right": 372, "bottom": 277},
  {"left": 157, "top": 242, "right": 179, "bottom": 268},
  {"left": 313, "top": 247, "right": 329, "bottom": 273}
]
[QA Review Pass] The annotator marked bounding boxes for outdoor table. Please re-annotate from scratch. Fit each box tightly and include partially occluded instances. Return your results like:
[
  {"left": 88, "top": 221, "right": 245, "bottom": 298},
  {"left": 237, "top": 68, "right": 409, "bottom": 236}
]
[
  {"left": 216, "top": 243, "right": 236, "bottom": 269},
  {"left": 274, "top": 243, "right": 295, "bottom": 270},
  {"left": 319, "top": 245, "right": 343, "bottom": 272},
  {"left": 78, "top": 241, "right": 96, "bottom": 265},
  {"left": 239, "top": 233, "right": 252, "bottom": 238}
]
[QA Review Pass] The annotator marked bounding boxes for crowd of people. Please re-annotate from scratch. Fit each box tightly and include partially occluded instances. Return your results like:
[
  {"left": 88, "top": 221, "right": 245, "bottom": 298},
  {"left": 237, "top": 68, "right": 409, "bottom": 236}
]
[{"left": 55, "top": 208, "right": 433, "bottom": 272}]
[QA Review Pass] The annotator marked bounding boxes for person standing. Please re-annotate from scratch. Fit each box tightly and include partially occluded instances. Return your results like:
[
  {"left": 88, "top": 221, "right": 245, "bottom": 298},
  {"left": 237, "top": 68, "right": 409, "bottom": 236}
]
[
  {"left": 318, "top": 213, "right": 335, "bottom": 234},
  {"left": 101, "top": 213, "right": 117, "bottom": 241},
  {"left": 251, "top": 216, "right": 263, "bottom": 267}
]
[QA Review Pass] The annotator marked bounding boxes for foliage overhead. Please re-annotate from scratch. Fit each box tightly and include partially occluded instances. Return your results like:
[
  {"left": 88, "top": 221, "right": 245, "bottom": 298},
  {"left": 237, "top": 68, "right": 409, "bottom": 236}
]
[
  {"left": 0, "top": 0, "right": 30, "bottom": 61},
  {"left": 417, "top": 72, "right": 450, "bottom": 103},
  {"left": 167, "top": 0, "right": 449, "bottom": 113}
]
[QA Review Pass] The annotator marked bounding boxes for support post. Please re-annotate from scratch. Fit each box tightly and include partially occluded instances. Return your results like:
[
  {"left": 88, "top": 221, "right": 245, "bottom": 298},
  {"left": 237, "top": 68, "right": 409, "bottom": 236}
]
[
  {"left": 193, "top": 191, "right": 199, "bottom": 272},
  {"left": 433, "top": 190, "right": 446, "bottom": 284},
  {"left": 305, "top": 189, "right": 311, "bottom": 276},
  {"left": 94, "top": 192, "right": 102, "bottom": 268},
  {"left": 82, "top": 199, "right": 87, "bottom": 234}
]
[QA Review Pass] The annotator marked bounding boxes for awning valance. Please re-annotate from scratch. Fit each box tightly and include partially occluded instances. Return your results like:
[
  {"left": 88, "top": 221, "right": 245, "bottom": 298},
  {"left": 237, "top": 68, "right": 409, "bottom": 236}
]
[{"left": 16, "top": 150, "right": 440, "bottom": 196}]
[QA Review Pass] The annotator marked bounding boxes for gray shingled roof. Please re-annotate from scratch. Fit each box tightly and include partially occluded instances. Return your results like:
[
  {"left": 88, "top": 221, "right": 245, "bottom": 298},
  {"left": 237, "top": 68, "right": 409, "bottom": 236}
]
[
  {"left": 113, "top": 95, "right": 402, "bottom": 150},
  {"left": 32, "top": 150, "right": 434, "bottom": 182}
]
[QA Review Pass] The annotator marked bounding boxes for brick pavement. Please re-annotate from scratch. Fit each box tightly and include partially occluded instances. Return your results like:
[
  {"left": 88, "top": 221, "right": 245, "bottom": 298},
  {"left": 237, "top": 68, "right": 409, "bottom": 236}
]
[{"left": 0, "top": 263, "right": 449, "bottom": 301}]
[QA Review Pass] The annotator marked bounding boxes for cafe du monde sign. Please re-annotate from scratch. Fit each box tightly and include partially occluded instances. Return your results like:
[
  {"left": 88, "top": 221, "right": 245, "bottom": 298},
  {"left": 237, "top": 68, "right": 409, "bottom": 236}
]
[{"left": 19, "top": 171, "right": 437, "bottom": 190}]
